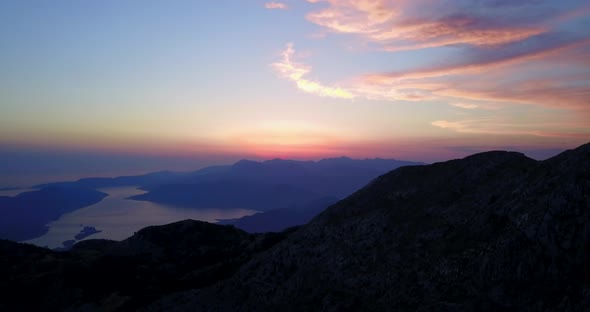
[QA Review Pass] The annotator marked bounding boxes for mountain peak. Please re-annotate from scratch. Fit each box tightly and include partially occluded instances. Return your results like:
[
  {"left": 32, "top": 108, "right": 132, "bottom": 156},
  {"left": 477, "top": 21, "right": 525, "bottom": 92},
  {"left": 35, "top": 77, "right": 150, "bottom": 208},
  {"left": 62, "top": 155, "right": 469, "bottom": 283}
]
[
  {"left": 232, "top": 159, "right": 262, "bottom": 168},
  {"left": 461, "top": 150, "right": 531, "bottom": 164},
  {"left": 318, "top": 156, "right": 353, "bottom": 163},
  {"left": 177, "top": 142, "right": 590, "bottom": 311}
]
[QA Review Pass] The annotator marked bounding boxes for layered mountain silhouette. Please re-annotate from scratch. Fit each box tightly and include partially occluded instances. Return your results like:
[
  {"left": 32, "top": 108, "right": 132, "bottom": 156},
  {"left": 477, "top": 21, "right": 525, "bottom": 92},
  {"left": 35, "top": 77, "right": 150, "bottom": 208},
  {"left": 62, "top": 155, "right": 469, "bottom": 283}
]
[
  {"left": 217, "top": 196, "right": 339, "bottom": 233},
  {"left": 34, "top": 170, "right": 193, "bottom": 190},
  {"left": 33, "top": 157, "right": 420, "bottom": 234},
  {"left": 1, "top": 143, "right": 588, "bottom": 311},
  {"left": 0, "top": 186, "right": 107, "bottom": 241},
  {"left": 130, "top": 157, "right": 422, "bottom": 207},
  {"left": 130, "top": 158, "right": 422, "bottom": 232},
  {"left": 0, "top": 157, "right": 417, "bottom": 243}
]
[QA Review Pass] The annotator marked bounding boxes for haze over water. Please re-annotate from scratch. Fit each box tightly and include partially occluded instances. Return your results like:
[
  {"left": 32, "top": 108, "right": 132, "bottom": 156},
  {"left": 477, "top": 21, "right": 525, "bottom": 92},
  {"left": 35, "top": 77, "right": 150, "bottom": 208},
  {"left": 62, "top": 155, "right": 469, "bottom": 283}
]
[{"left": 25, "top": 186, "right": 257, "bottom": 249}]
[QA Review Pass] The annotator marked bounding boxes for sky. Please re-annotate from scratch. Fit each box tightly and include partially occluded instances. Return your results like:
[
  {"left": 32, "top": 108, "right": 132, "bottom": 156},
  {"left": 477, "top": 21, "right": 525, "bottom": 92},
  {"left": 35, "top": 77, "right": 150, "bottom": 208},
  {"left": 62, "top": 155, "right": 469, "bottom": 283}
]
[{"left": 1, "top": 0, "right": 589, "bottom": 186}]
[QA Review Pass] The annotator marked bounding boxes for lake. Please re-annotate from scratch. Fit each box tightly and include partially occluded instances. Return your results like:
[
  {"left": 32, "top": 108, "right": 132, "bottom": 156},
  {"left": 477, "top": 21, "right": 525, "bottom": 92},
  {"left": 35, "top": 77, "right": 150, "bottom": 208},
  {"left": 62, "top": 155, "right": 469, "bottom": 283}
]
[{"left": 24, "top": 186, "right": 257, "bottom": 249}]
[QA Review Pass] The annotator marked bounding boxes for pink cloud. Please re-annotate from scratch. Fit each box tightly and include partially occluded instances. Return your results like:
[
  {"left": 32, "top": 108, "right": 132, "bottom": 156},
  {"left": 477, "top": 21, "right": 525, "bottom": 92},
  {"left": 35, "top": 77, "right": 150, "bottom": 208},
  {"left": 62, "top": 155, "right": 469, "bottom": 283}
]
[
  {"left": 270, "top": 1, "right": 590, "bottom": 140},
  {"left": 431, "top": 118, "right": 590, "bottom": 139},
  {"left": 450, "top": 103, "right": 479, "bottom": 109},
  {"left": 305, "top": 0, "right": 549, "bottom": 51},
  {"left": 356, "top": 36, "right": 590, "bottom": 111},
  {"left": 271, "top": 43, "right": 354, "bottom": 99},
  {"left": 265, "top": 2, "right": 288, "bottom": 10}
]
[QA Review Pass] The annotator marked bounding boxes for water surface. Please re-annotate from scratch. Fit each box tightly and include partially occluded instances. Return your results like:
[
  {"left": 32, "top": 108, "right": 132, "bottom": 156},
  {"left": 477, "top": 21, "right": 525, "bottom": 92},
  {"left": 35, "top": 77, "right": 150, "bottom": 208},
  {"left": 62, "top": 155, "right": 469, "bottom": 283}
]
[
  {"left": 25, "top": 186, "right": 257, "bottom": 248},
  {"left": 0, "top": 188, "right": 37, "bottom": 197}
]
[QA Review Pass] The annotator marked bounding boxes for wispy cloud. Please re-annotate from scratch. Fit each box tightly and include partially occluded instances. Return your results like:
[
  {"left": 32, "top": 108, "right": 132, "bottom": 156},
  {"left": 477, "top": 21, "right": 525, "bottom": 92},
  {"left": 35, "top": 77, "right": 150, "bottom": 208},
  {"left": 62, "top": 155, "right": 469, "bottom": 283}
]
[
  {"left": 271, "top": 43, "right": 354, "bottom": 99},
  {"left": 450, "top": 103, "right": 479, "bottom": 109},
  {"left": 305, "top": 0, "right": 554, "bottom": 51},
  {"left": 358, "top": 35, "right": 590, "bottom": 112},
  {"left": 364, "top": 34, "right": 590, "bottom": 81},
  {"left": 265, "top": 2, "right": 288, "bottom": 10},
  {"left": 274, "top": 1, "right": 590, "bottom": 109},
  {"left": 431, "top": 118, "right": 590, "bottom": 138},
  {"left": 270, "top": 0, "right": 590, "bottom": 140}
]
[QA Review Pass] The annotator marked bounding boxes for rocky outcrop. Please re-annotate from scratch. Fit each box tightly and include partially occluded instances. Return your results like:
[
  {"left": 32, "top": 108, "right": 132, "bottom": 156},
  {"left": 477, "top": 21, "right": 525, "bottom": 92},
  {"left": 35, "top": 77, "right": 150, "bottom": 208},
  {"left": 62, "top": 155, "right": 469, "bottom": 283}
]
[
  {"left": 1, "top": 143, "right": 589, "bottom": 311},
  {"left": 155, "top": 143, "right": 590, "bottom": 311},
  {"left": 0, "top": 221, "right": 292, "bottom": 311}
]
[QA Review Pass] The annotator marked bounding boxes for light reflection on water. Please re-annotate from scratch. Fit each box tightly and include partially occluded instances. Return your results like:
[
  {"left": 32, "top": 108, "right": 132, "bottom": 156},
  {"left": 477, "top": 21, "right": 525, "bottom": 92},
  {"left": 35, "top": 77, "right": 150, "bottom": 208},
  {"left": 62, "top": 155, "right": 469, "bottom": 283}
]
[
  {"left": 0, "top": 188, "right": 37, "bottom": 197},
  {"left": 24, "top": 186, "right": 257, "bottom": 248}
]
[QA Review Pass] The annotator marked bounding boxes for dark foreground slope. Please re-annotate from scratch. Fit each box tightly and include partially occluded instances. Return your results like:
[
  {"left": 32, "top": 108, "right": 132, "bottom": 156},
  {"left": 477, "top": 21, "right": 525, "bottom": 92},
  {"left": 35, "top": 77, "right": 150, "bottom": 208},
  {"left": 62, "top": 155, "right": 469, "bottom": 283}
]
[
  {"left": 0, "top": 220, "right": 291, "bottom": 311},
  {"left": 152, "top": 143, "right": 590, "bottom": 311},
  {"left": 1, "top": 143, "right": 588, "bottom": 311}
]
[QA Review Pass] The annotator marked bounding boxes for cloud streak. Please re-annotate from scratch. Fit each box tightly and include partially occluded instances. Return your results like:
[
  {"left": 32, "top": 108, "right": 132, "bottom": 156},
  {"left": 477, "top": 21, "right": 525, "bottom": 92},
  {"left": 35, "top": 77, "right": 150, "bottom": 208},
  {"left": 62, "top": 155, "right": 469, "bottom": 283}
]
[
  {"left": 305, "top": 0, "right": 556, "bottom": 51},
  {"left": 357, "top": 35, "right": 590, "bottom": 111},
  {"left": 265, "top": 2, "right": 288, "bottom": 10},
  {"left": 431, "top": 119, "right": 590, "bottom": 139},
  {"left": 272, "top": 1, "right": 590, "bottom": 111},
  {"left": 269, "top": 0, "right": 590, "bottom": 141},
  {"left": 271, "top": 43, "right": 354, "bottom": 99}
]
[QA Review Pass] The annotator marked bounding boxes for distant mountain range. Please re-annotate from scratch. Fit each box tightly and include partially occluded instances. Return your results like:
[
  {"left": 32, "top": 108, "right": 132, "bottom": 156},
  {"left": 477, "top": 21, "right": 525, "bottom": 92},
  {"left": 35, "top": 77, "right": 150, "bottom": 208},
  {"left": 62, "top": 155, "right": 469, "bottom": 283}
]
[
  {"left": 1, "top": 143, "right": 588, "bottom": 311},
  {"left": 0, "top": 157, "right": 422, "bottom": 241},
  {"left": 217, "top": 196, "right": 339, "bottom": 233},
  {"left": 0, "top": 186, "right": 107, "bottom": 241},
  {"left": 129, "top": 157, "right": 423, "bottom": 231}
]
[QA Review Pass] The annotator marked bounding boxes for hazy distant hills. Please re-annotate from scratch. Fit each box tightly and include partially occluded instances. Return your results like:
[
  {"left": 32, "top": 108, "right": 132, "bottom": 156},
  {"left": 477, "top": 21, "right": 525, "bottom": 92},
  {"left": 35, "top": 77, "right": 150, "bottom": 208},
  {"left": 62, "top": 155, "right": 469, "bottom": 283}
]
[
  {"left": 0, "top": 186, "right": 107, "bottom": 241},
  {"left": 178, "top": 142, "right": 590, "bottom": 311},
  {"left": 40, "top": 157, "right": 422, "bottom": 233},
  {"left": 1, "top": 143, "right": 589, "bottom": 311},
  {"left": 217, "top": 196, "right": 339, "bottom": 233},
  {"left": 38, "top": 157, "right": 422, "bottom": 199},
  {"left": 130, "top": 157, "right": 423, "bottom": 230},
  {"left": 0, "top": 157, "right": 420, "bottom": 242},
  {"left": 34, "top": 170, "right": 192, "bottom": 190}
]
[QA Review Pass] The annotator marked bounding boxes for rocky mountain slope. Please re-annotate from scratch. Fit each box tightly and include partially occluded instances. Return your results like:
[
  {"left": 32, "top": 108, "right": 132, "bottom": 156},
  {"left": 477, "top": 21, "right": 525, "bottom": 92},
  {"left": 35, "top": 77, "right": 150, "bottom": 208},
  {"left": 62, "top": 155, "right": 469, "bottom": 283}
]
[
  {"left": 153, "top": 143, "right": 590, "bottom": 311},
  {"left": 0, "top": 220, "right": 292, "bottom": 311},
  {"left": 1, "top": 143, "right": 588, "bottom": 311}
]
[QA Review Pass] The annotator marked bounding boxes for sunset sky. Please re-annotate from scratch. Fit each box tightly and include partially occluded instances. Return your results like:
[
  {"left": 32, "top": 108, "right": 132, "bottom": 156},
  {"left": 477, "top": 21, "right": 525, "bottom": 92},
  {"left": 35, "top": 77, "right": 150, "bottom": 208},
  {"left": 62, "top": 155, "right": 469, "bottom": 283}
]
[{"left": 1, "top": 0, "right": 589, "bottom": 185}]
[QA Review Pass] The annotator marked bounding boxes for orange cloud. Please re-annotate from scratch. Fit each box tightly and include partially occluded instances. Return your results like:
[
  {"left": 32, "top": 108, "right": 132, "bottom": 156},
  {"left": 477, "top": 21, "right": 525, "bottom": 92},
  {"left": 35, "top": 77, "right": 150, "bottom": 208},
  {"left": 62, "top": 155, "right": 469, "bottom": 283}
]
[
  {"left": 357, "top": 37, "right": 590, "bottom": 111},
  {"left": 270, "top": 1, "right": 590, "bottom": 141},
  {"left": 271, "top": 43, "right": 354, "bottom": 99},
  {"left": 306, "top": 0, "right": 397, "bottom": 34},
  {"left": 365, "top": 36, "right": 590, "bottom": 82},
  {"left": 431, "top": 118, "right": 590, "bottom": 139},
  {"left": 306, "top": 0, "right": 546, "bottom": 51},
  {"left": 271, "top": 43, "right": 448, "bottom": 102},
  {"left": 271, "top": 38, "right": 590, "bottom": 121},
  {"left": 265, "top": 2, "right": 288, "bottom": 10},
  {"left": 450, "top": 103, "right": 479, "bottom": 109}
]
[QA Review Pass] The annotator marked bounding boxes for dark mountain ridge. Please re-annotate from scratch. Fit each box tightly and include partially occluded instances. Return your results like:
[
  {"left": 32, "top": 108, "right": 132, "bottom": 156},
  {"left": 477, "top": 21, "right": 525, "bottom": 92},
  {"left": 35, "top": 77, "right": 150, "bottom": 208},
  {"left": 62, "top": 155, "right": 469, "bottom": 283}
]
[
  {"left": 1, "top": 143, "right": 588, "bottom": 311},
  {"left": 156, "top": 143, "right": 590, "bottom": 311},
  {"left": 0, "top": 220, "right": 292, "bottom": 311},
  {"left": 130, "top": 157, "right": 423, "bottom": 212}
]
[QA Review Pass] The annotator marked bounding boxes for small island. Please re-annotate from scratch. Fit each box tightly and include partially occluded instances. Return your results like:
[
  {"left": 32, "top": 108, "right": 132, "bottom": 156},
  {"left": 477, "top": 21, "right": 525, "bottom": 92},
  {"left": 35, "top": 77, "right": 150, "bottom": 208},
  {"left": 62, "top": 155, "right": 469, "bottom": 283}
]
[
  {"left": 74, "top": 226, "right": 102, "bottom": 240},
  {"left": 54, "top": 227, "right": 103, "bottom": 251}
]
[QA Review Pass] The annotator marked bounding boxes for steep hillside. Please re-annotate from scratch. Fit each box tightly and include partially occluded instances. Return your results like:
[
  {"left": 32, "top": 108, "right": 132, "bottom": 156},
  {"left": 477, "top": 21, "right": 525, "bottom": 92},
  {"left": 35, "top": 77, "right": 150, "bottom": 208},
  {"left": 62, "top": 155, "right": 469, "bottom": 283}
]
[
  {"left": 1, "top": 144, "right": 588, "bottom": 311},
  {"left": 155, "top": 143, "right": 590, "bottom": 311},
  {"left": 0, "top": 220, "right": 292, "bottom": 311}
]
